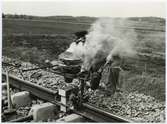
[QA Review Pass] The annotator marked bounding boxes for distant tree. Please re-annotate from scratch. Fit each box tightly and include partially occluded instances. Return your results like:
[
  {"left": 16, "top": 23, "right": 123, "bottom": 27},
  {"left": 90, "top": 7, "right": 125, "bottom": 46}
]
[
  {"left": 14, "top": 14, "right": 19, "bottom": 18},
  {"left": 2, "top": 13, "right": 5, "bottom": 18}
]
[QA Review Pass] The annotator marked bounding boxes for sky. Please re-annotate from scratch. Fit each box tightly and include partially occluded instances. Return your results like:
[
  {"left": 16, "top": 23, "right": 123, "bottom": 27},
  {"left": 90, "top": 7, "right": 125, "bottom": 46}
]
[{"left": 2, "top": 0, "right": 166, "bottom": 18}]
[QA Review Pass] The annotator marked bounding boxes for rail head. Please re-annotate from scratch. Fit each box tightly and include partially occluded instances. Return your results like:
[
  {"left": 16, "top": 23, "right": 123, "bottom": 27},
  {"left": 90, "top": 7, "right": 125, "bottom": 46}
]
[
  {"left": 2, "top": 72, "right": 58, "bottom": 102},
  {"left": 2, "top": 72, "right": 57, "bottom": 94},
  {"left": 81, "top": 103, "right": 133, "bottom": 123}
]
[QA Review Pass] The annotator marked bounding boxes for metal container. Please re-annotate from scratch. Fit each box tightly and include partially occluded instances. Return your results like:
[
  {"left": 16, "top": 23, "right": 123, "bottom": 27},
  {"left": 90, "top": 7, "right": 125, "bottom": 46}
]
[
  {"left": 58, "top": 51, "right": 83, "bottom": 83},
  {"left": 58, "top": 52, "right": 82, "bottom": 65}
]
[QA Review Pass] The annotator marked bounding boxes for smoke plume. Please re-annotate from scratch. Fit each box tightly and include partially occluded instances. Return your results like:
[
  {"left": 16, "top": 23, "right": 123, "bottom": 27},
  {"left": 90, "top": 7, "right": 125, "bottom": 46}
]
[{"left": 66, "top": 18, "right": 137, "bottom": 70}]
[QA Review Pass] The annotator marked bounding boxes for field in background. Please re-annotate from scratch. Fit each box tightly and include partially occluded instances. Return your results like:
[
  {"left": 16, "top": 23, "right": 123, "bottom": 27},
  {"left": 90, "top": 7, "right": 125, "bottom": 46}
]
[{"left": 2, "top": 16, "right": 165, "bottom": 101}]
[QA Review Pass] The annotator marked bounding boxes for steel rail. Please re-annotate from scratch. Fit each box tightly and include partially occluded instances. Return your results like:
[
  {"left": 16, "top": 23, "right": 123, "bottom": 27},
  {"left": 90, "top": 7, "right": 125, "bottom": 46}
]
[
  {"left": 21, "top": 65, "right": 59, "bottom": 72},
  {"left": 2, "top": 72, "right": 58, "bottom": 102},
  {"left": 2, "top": 72, "right": 133, "bottom": 122},
  {"left": 75, "top": 103, "right": 132, "bottom": 122}
]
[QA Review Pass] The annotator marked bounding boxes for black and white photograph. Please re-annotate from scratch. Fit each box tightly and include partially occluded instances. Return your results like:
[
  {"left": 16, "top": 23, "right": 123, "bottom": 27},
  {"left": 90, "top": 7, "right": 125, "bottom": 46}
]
[{"left": 1, "top": 0, "right": 166, "bottom": 122}]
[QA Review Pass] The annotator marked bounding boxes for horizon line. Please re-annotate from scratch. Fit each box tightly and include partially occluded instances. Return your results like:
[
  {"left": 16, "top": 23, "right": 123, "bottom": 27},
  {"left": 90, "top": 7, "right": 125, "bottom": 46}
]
[{"left": 2, "top": 13, "right": 165, "bottom": 19}]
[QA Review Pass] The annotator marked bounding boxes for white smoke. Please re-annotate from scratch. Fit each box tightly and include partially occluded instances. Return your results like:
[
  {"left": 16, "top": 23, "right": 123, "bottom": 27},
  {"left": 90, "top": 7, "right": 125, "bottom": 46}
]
[
  {"left": 66, "top": 18, "right": 137, "bottom": 70},
  {"left": 66, "top": 41, "right": 85, "bottom": 59}
]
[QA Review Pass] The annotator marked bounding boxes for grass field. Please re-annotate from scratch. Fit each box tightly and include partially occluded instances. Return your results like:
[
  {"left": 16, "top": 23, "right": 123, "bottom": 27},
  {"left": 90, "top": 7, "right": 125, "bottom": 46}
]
[
  {"left": 3, "top": 17, "right": 165, "bottom": 35},
  {"left": 2, "top": 16, "right": 165, "bottom": 101},
  {"left": 3, "top": 19, "right": 90, "bottom": 35}
]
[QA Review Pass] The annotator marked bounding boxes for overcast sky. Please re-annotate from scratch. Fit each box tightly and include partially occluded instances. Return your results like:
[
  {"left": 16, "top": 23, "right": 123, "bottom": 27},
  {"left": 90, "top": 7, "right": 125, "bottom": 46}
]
[{"left": 2, "top": 0, "right": 166, "bottom": 18}]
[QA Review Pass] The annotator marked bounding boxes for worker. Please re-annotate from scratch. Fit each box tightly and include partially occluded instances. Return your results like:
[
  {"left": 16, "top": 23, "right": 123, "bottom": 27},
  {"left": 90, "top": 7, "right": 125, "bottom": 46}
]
[
  {"left": 75, "top": 37, "right": 85, "bottom": 44},
  {"left": 74, "top": 31, "right": 88, "bottom": 44},
  {"left": 89, "top": 58, "right": 106, "bottom": 90},
  {"left": 87, "top": 51, "right": 106, "bottom": 90},
  {"left": 105, "top": 54, "right": 122, "bottom": 96}
]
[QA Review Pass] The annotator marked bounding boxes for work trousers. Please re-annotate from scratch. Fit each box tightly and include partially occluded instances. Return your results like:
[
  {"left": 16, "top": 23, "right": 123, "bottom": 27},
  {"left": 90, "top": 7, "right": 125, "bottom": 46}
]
[{"left": 106, "top": 67, "right": 120, "bottom": 95}]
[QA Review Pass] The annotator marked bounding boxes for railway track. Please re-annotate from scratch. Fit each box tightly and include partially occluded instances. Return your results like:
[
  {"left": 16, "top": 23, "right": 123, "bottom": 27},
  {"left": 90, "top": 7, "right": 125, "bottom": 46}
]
[{"left": 2, "top": 72, "right": 132, "bottom": 122}]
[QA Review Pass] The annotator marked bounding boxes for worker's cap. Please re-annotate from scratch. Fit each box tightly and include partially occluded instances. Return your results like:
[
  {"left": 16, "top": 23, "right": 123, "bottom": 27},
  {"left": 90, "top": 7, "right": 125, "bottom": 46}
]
[{"left": 74, "top": 31, "right": 88, "bottom": 38}]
